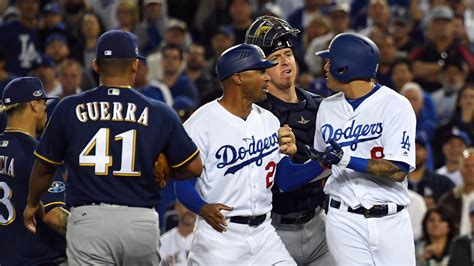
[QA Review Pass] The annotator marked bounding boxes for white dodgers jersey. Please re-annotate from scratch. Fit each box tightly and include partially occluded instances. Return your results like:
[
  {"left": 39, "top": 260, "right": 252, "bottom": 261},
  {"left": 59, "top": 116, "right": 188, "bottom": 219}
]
[
  {"left": 159, "top": 228, "right": 194, "bottom": 266},
  {"left": 313, "top": 85, "right": 416, "bottom": 209},
  {"left": 184, "top": 100, "right": 283, "bottom": 217}
]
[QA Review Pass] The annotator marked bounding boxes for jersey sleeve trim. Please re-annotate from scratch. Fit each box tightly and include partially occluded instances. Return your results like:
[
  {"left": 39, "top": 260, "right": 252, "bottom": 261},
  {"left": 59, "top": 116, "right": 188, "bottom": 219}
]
[
  {"left": 170, "top": 148, "right": 200, "bottom": 168},
  {"left": 43, "top": 201, "right": 65, "bottom": 208},
  {"left": 34, "top": 151, "right": 63, "bottom": 165}
]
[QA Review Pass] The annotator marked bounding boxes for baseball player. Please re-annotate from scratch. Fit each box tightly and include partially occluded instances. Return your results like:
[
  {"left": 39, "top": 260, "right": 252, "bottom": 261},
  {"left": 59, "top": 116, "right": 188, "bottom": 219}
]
[
  {"left": 174, "top": 44, "right": 329, "bottom": 265},
  {"left": 23, "top": 30, "right": 203, "bottom": 265},
  {"left": 307, "top": 33, "right": 417, "bottom": 265},
  {"left": 0, "top": 77, "right": 68, "bottom": 265},
  {"left": 159, "top": 201, "right": 196, "bottom": 266},
  {"left": 245, "top": 15, "right": 335, "bottom": 265}
]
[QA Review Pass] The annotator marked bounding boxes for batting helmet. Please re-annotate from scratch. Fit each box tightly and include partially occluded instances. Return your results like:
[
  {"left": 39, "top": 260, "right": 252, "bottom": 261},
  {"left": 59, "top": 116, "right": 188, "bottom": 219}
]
[
  {"left": 315, "top": 33, "right": 380, "bottom": 83},
  {"left": 245, "top": 15, "right": 299, "bottom": 56},
  {"left": 216, "top": 44, "right": 277, "bottom": 81}
]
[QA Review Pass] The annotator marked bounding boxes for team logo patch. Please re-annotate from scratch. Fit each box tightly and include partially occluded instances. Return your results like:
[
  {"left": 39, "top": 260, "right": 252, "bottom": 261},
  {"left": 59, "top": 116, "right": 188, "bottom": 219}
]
[
  {"left": 32, "top": 90, "right": 43, "bottom": 97},
  {"left": 296, "top": 116, "right": 310, "bottom": 125},
  {"left": 0, "top": 140, "right": 8, "bottom": 147},
  {"left": 104, "top": 50, "right": 112, "bottom": 56},
  {"left": 108, "top": 88, "right": 120, "bottom": 96},
  {"left": 48, "top": 181, "right": 66, "bottom": 193}
]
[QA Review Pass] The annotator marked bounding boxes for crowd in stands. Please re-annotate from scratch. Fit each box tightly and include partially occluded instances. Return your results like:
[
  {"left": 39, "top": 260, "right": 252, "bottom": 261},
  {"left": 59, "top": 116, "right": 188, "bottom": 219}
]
[{"left": 0, "top": 0, "right": 473, "bottom": 265}]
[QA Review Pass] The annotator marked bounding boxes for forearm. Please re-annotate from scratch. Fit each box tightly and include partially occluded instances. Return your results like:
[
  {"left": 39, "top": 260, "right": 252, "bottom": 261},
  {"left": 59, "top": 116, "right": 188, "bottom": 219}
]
[
  {"left": 172, "top": 154, "right": 203, "bottom": 180},
  {"left": 346, "top": 157, "right": 406, "bottom": 182},
  {"left": 27, "top": 160, "right": 57, "bottom": 206},
  {"left": 275, "top": 156, "right": 324, "bottom": 192},
  {"left": 43, "top": 207, "right": 69, "bottom": 236},
  {"left": 174, "top": 178, "right": 207, "bottom": 214}
]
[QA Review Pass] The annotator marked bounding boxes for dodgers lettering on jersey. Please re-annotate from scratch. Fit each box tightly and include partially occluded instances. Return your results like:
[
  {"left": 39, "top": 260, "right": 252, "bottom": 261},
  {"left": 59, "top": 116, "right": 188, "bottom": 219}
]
[
  {"left": 314, "top": 85, "right": 416, "bottom": 209},
  {"left": 184, "top": 101, "right": 283, "bottom": 217},
  {"left": 35, "top": 86, "right": 198, "bottom": 208},
  {"left": 0, "top": 132, "right": 66, "bottom": 265}
]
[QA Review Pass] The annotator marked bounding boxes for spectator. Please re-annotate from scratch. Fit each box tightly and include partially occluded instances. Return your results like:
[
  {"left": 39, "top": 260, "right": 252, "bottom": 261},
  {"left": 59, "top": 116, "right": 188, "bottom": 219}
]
[
  {"left": 448, "top": 201, "right": 474, "bottom": 266},
  {"left": 287, "top": 0, "right": 328, "bottom": 38},
  {"left": 74, "top": 12, "right": 105, "bottom": 90},
  {"left": 146, "top": 19, "right": 191, "bottom": 82},
  {"left": 401, "top": 82, "right": 438, "bottom": 144},
  {"left": 359, "top": 0, "right": 392, "bottom": 36},
  {"left": 39, "top": 2, "right": 67, "bottom": 49},
  {"left": 390, "top": 59, "right": 414, "bottom": 92},
  {"left": 389, "top": 10, "right": 418, "bottom": 57},
  {"left": 62, "top": 0, "right": 88, "bottom": 48},
  {"left": 439, "top": 148, "right": 474, "bottom": 235},
  {"left": 0, "top": 0, "right": 40, "bottom": 76},
  {"left": 0, "top": 48, "right": 15, "bottom": 93},
  {"left": 31, "top": 55, "right": 61, "bottom": 97},
  {"left": 451, "top": 85, "right": 474, "bottom": 141},
  {"left": 115, "top": 0, "right": 139, "bottom": 33},
  {"left": 408, "top": 189, "right": 428, "bottom": 241},
  {"left": 432, "top": 61, "right": 468, "bottom": 126},
  {"left": 208, "top": 26, "right": 235, "bottom": 79},
  {"left": 159, "top": 201, "right": 196, "bottom": 266},
  {"left": 227, "top": 0, "right": 254, "bottom": 44},
  {"left": 136, "top": 0, "right": 166, "bottom": 56},
  {"left": 45, "top": 33, "right": 70, "bottom": 64},
  {"left": 46, "top": 59, "right": 82, "bottom": 116},
  {"left": 416, "top": 207, "right": 456, "bottom": 266},
  {"left": 410, "top": 6, "right": 474, "bottom": 93},
  {"left": 160, "top": 44, "right": 198, "bottom": 106},
  {"left": 185, "top": 44, "right": 217, "bottom": 106},
  {"left": 374, "top": 34, "right": 401, "bottom": 88},
  {"left": 408, "top": 135, "right": 455, "bottom": 209},
  {"left": 304, "top": 3, "right": 352, "bottom": 76},
  {"left": 89, "top": 0, "right": 120, "bottom": 31},
  {"left": 436, "top": 129, "right": 471, "bottom": 186},
  {"left": 136, "top": 58, "right": 173, "bottom": 106}
]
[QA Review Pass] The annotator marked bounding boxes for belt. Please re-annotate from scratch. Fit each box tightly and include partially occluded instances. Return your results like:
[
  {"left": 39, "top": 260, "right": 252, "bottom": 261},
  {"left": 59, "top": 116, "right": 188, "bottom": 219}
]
[
  {"left": 279, "top": 210, "right": 316, "bottom": 225},
  {"left": 230, "top": 213, "right": 267, "bottom": 227},
  {"left": 71, "top": 202, "right": 154, "bottom": 208},
  {"left": 330, "top": 199, "right": 404, "bottom": 218}
]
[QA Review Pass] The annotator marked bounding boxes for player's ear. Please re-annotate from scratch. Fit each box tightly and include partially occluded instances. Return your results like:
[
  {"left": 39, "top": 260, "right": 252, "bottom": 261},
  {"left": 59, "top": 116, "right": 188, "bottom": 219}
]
[
  {"left": 231, "top": 73, "right": 243, "bottom": 85},
  {"left": 131, "top": 59, "right": 139, "bottom": 74},
  {"left": 92, "top": 59, "right": 99, "bottom": 74}
]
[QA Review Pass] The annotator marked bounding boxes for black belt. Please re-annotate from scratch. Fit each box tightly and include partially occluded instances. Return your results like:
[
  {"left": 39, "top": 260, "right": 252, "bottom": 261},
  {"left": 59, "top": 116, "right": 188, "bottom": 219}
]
[
  {"left": 230, "top": 214, "right": 267, "bottom": 227},
  {"left": 279, "top": 210, "right": 316, "bottom": 225},
  {"left": 330, "top": 199, "right": 404, "bottom": 218}
]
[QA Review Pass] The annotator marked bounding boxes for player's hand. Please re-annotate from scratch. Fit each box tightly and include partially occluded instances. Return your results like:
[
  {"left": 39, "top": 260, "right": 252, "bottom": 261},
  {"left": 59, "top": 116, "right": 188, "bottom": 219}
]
[
  {"left": 23, "top": 202, "right": 45, "bottom": 234},
  {"left": 199, "top": 203, "right": 233, "bottom": 233},
  {"left": 304, "top": 140, "right": 344, "bottom": 166},
  {"left": 278, "top": 124, "right": 297, "bottom": 156}
]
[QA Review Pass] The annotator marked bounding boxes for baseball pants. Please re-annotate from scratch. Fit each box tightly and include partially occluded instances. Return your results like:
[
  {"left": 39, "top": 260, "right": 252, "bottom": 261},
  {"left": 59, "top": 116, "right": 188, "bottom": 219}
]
[
  {"left": 66, "top": 204, "right": 160, "bottom": 266},
  {"left": 326, "top": 198, "right": 415, "bottom": 266},
  {"left": 188, "top": 214, "right": 296, "bottom": 265},
  {"left": 272, "top": 208, "right": 335, "bottom": 266}
]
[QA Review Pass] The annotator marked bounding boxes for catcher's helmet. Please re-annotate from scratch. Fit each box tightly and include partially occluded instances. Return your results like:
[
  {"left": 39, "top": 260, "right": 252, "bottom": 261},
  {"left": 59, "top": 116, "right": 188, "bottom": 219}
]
[
  {"left": 216, "top": 44, "right": 277, "bottom": 81},
  {"left": 245, "top": 15, "right": 299, "bottom": 56},
  {"left": 315, "top": 33, "right": 380, "bottom": 83}
]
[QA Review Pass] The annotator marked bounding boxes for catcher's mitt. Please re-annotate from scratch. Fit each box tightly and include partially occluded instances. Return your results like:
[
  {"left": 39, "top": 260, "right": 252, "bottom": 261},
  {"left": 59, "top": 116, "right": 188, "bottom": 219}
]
[{"left": 154, "top": 153, "right": 170, "bottom": 188}]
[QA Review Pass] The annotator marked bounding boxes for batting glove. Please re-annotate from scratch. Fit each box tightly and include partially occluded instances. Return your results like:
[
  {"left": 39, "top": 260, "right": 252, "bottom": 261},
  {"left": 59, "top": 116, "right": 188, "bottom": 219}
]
[{"left": 304, "top": 140, "right": 350, "bottom": 169}]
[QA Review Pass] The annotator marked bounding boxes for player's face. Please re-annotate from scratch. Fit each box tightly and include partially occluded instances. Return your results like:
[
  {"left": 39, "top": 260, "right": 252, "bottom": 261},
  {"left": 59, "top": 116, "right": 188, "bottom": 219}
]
[
  {"left": 35, "top": 99, "right": 48, "bottom": 132},
  {"left": 239, "top": 69, "right": 271, "bottom": 102},
  {"left": 323, "top": 60, "right": 345, "bottom": 91},
  {"left": 266, "top": 48, "right": 297, "bottom": 91}
]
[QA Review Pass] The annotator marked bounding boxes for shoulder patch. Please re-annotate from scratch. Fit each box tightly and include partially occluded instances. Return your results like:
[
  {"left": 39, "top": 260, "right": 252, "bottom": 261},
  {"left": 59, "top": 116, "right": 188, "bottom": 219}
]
[{"left": 48, "top": 181, "right": 66, "bottom": 193}]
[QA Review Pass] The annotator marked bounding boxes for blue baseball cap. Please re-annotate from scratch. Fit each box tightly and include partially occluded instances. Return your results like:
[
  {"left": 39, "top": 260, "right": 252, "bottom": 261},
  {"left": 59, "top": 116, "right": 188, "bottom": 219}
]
[
  {"left": 43, "top": 2, "right": 61, "bottom": 15},
  {"left": 32, "top": 54, "right": 55, "bottom": 69},
  {"left": 45, "top": 33, "right": 68, "bottom": 47},
  {"left": 96, "top": 30, "right": 145, "bottom": 60},
  {"left": 2, "top": 77, "right": 58, "bottom": 105}
]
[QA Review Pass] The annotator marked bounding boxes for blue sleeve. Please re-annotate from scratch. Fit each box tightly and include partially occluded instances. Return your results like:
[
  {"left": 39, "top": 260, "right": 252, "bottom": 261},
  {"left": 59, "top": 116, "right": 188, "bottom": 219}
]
[
  {"left": 391, "top": 161, "right": 410, "bottom": 174},
  {"left": 275, "top": 157, "right": 324, "bottom": 192},
  {"left": 174, "top": 178, "right": 207, "bottom": 214},
  {"left": 35, "top": 101, "right": 66, "bottom": 165},
  {"left": 41, "top": 169, "right": 66, "bottom": 213},
  {"left": 161, "top": 106, "right": 199, "bottom": 168}
]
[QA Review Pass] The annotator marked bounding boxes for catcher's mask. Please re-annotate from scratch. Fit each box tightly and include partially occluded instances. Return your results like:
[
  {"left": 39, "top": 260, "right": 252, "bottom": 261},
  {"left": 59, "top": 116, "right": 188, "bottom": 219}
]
[{"left": 245, "top": 15, "right": 300, "bottom": 56}]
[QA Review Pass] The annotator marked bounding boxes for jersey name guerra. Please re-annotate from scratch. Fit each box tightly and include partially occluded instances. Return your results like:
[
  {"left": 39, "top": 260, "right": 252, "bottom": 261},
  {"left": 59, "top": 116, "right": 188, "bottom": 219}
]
[
  {"left": 184, "top": 101, "right": 283, "bottom": 217},
  {"left": 314, "top": 85, "right": 416, "bottom": 209}
]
